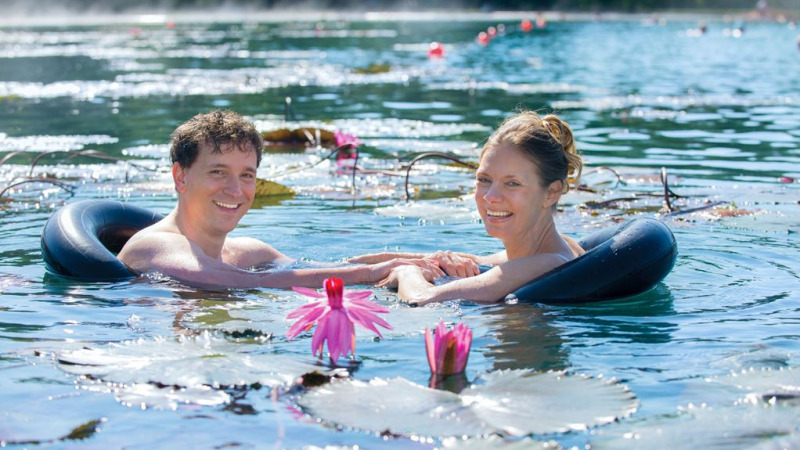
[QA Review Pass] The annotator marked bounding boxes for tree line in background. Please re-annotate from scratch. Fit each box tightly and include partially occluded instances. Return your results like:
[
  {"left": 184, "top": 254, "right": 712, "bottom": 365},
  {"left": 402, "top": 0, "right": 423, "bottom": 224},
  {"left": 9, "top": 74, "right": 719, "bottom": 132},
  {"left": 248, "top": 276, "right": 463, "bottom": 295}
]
[{"left": 12, "top": 0, "right": 799, "bottom": 14}]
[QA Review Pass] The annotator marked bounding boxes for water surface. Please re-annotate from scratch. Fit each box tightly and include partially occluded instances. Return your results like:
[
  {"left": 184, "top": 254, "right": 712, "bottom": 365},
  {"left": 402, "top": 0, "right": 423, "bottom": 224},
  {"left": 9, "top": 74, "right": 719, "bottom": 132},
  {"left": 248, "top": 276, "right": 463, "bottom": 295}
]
[{"left": 1, "top": 14, "right": 799, "bottom": 448}]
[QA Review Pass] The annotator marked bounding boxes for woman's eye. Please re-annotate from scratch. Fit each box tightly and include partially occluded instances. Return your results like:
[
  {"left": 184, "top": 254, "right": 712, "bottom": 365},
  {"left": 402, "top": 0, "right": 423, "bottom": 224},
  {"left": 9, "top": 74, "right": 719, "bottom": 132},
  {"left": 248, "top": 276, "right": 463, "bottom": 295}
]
[
  {"left": 507, "top": 181, "right": 521, "bottom": 187},
  {"left": 476, "top": 177, "right": 490, "bottom": 184}
]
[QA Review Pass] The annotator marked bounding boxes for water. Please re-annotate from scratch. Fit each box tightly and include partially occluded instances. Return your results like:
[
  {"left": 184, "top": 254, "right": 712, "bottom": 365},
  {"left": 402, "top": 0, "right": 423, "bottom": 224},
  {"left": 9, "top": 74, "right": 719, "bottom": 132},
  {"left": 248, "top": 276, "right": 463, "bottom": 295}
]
[{"left": 1, "top": 13, "right": 800, "bottom": 448}]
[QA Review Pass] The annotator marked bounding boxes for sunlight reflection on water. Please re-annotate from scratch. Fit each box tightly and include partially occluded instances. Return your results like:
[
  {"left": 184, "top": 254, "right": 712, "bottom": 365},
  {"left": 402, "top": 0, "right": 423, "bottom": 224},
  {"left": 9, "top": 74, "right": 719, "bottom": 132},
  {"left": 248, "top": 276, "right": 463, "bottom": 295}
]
[{"left": 1, "top": 15, "right": 799, "bottom": 449}]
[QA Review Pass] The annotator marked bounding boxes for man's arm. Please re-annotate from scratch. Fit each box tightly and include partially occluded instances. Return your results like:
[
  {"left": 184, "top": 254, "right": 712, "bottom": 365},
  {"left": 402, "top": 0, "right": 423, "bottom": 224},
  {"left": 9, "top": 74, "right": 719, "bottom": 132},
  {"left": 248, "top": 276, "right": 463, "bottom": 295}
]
[
  {"left": 119, "top": 232, "right": 443, "bottom": 289},
  {"left": 350, "top": 250, "right": 489, "bottom": 277}
]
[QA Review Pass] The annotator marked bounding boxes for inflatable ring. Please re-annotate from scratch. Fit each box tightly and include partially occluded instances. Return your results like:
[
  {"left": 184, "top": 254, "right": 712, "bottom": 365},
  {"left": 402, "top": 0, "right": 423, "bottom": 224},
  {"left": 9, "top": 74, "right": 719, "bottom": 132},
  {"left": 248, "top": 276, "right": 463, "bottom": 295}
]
[
  {"left": 508, "top": 218, "right": 677, "bottom": 303},
  {"left": 41, "top": 200, "right": 163, "bottom": 281}
]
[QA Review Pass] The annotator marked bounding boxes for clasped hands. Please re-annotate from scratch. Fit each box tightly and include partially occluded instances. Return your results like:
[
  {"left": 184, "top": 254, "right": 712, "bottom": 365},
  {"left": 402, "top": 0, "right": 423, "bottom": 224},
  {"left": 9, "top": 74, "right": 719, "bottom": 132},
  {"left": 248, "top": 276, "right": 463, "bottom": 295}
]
[{"left": 378, "top": 251, "right": 480, "bottom": 289}]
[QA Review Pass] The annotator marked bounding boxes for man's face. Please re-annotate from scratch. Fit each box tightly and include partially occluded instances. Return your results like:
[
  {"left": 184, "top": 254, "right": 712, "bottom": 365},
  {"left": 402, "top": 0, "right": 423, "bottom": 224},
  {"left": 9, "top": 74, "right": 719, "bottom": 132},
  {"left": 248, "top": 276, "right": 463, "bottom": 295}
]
[{"left": 173, "top": 142, "right": 258, "bottom": 238}]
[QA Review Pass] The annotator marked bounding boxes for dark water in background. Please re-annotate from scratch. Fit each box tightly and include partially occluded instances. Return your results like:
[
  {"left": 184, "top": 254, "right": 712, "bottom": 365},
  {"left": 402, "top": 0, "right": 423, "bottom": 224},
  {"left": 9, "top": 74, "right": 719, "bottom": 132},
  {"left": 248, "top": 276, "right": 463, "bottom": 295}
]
[{"left": 1, "top": 14, "right": 799, "bottom": 448}]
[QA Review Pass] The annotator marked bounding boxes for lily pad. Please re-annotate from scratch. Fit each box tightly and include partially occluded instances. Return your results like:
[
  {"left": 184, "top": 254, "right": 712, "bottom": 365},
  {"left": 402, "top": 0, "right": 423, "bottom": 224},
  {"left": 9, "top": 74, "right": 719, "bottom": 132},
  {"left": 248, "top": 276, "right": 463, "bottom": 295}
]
[
  {"left": 261, "top": 128, "right": 335, "bottom": 146},
  {"left": 298, "top": 377, "right": 493, "bottom": 437},
  {"left": 440, "top": 435, "right": 561, "bottom": 449},
  {"left": 58, "top": 332, "right": 327, "bottom": 388},
  {"left": 255, "top": 178, "right": 294, "bottom": 197},
  {"left": 297, "top": 370, "right": 637, "bottom": 438},
  {"left": 709, "top": 367, "right": 800, "bottom": 403},
  {"left": 463, "top": 370, "right": 638, "bottom": 435},
  {"left": 352, "top": 63, "right": 392, "bottom": 74},
  {"left": 590, "top": 403, "right": 800, "bottom": 449},
  {"left": 81, "top": 382, "right": 231, "bottom": 410}
]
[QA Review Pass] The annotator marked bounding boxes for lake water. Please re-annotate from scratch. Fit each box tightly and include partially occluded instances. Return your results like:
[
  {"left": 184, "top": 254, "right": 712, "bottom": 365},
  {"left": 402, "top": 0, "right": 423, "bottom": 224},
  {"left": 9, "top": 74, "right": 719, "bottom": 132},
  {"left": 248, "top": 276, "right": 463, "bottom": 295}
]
[{"left": 1, "top": 12, "right": 799, "bottom": 448}]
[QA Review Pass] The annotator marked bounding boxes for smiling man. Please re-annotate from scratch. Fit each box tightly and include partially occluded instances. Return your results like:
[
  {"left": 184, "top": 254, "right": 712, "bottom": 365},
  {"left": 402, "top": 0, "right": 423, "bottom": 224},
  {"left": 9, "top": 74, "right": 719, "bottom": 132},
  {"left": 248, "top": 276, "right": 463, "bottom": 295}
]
[{"left": 118, "top": 110, "right": 444, "bottom": 289}]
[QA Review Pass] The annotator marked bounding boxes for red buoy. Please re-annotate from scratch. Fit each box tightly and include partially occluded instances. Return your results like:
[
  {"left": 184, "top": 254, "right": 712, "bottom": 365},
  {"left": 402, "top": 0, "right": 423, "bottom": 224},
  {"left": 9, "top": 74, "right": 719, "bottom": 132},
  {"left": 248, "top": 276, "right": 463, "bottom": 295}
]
[
  {"left": 428, "top": 41, "right": 445, "bottom": 59},
  {"left": 521, "top": 19, "right": 533, "bottom": 32},
  {"left": 477, "top": 31, "right": 490, "bottom": 45}
]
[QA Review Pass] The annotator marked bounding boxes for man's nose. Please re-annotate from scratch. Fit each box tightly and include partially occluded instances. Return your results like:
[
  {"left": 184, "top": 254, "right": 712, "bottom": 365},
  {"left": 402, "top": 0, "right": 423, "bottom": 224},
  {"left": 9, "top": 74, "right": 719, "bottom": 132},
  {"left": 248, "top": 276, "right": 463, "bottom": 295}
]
[{"left": 223, "top": 176, "right": 243, "bottom": 196}]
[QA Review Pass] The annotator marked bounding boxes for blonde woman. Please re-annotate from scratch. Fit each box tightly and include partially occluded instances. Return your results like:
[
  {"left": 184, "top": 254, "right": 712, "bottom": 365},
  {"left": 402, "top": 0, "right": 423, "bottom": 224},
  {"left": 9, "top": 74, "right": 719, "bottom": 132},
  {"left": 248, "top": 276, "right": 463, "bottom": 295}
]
[{"left": 378, "top": 111, "right": 584, "bottom": 305}]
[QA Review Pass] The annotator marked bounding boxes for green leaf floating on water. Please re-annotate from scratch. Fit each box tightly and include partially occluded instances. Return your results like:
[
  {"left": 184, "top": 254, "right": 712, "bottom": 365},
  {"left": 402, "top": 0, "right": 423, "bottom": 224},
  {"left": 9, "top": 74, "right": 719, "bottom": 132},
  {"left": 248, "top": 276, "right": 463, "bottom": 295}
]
[
  {"left": 296, "top": 370, "right": 638, "bottom": 438},
  {"left": 57, "top": 332, "right": 329, "bottom": 389},
  {"left": 62, "top": 418, "right": 104, "bottom": 440},
  {"left": 352, "top": 63, "right": 391, "bottom": 74},
  {"left": 255, "top": 178, "right": 294, "bottom": 197}
]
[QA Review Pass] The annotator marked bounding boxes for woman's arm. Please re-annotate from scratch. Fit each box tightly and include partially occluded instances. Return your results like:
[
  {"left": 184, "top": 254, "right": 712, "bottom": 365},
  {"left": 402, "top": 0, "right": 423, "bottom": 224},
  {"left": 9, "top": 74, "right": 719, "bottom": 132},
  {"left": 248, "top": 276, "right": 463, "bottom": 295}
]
[
  {"left": 474, "top": 250, "right": 507, "bottom": 266},
  {"left": 380, "top": 253, "right": 569, "bottom": 306}
]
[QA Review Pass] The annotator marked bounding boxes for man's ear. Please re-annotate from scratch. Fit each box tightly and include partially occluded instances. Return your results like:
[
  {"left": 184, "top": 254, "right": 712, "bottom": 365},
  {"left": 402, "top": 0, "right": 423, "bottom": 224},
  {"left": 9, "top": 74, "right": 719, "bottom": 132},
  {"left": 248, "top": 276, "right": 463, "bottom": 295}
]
[
  {"left": 172, "top": 162, "right": 186, "bottom": 193},
  {"left": 544, "top": 180, "right": 563, "bottom": 208}
]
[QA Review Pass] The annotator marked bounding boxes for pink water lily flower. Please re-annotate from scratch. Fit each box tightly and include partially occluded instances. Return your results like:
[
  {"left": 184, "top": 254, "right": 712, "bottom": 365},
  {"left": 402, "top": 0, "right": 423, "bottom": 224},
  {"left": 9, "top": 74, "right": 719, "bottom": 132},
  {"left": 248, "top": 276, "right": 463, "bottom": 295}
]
[
  {"left": 286, "top": 277, "right": 391, "bottom": 364},
  {"left": 334, "top": 130, "right": 361, "bottom": 149},
  {"left": 425, "top": 321, "right": 472, "bottom": 375}
]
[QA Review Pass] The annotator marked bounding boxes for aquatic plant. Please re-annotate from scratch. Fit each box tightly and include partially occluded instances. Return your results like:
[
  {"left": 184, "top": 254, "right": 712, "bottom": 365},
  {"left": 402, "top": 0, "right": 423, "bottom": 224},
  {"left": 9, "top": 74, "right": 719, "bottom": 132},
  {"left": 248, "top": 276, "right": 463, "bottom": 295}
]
[
  {"left": 297, "top": 370, "right": 638, "bottom": 438},
  {"left": 58, "top": 332, "right": 326, "bottom": 389},
  {"left": 426, "top": 321, "right": 472, "bottom": 376},
  {"left": 333, "top": 130, "right": 361, "bottom": 150},
  {"left": 287, "top": 277, "right": 391, "bottom": 364}
]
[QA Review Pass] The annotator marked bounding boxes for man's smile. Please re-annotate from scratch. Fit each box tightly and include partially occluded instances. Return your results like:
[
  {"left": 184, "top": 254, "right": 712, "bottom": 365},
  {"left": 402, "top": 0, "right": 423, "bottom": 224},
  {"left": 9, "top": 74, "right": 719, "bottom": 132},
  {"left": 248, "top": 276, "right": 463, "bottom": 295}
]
[{"left": 213, "top": 200, "right": 240, "bottom": 210}]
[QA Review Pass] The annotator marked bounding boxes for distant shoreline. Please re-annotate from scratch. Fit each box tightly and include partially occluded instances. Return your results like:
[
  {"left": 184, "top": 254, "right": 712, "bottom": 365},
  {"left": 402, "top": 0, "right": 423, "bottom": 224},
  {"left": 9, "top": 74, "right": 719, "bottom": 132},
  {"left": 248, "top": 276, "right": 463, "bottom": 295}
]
[{"left": 0, "top": 9, "right": 793, "bottom": 28}]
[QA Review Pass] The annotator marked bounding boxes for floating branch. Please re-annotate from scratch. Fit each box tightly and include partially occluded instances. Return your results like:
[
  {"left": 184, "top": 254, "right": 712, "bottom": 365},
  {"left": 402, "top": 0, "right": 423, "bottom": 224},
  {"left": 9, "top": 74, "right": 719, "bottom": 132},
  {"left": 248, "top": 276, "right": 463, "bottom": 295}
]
[
  {"left": 0, "top": 177, "right": 75, "bottom": 198},
  {"left": 402, "top": 152, "right": 478, "bottom": 201},
  {"left": 660, "top": 167, "right": 685, "bottom": 213},
  {"left": 578, "top": 166, "right": 626, "bottom": 192},
  {"left": 0, "top": 151, "right": 34, "bottom": 166}
]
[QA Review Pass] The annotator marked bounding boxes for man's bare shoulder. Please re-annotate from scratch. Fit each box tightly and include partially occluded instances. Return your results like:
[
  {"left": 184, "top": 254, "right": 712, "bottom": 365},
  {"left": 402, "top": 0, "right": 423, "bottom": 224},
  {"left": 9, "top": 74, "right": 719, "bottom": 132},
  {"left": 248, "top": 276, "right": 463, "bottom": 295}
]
[
  {"left": 118, "top": 222, "right": 191, "bottom": 271},
  {"left": 222, "top": 236, "right": 291, "bottom": 268}
]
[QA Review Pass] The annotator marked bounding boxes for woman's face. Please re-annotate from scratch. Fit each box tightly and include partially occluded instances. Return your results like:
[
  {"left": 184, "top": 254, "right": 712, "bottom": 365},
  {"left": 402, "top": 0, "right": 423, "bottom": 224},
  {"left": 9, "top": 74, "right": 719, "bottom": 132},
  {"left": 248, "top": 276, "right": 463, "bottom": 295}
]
[{"left": 475, "top": 143, "right": 560, "bottom": 243}]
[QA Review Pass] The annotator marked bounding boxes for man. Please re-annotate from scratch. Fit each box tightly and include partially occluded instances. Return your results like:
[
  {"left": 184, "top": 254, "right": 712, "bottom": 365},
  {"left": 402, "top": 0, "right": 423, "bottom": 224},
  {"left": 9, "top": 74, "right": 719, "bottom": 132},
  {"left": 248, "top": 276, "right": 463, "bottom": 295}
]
[{"left": 118, "top": 110, "right": 445, "bottom": 289}]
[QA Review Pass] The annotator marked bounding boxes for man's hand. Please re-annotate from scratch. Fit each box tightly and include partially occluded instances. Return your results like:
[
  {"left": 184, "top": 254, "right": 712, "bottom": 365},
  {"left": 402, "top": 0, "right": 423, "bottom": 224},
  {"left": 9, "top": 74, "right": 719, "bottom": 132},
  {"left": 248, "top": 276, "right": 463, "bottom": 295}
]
[{"left": 424, "top": 251, "right": 480, "bottom": 278}]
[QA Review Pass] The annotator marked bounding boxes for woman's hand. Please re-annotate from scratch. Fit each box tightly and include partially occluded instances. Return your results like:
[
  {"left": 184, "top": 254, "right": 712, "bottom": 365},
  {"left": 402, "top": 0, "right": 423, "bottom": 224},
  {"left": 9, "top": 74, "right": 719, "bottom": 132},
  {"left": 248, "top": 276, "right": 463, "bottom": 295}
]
[
  {"left": 370, "top": 258, "right": 443, "bottom": 284},
  {"left": 377, "top": 264, "right": 438, "bottom": 290},
  {"left": 424, "top": 251, "right": 480, "bottom": 278}
]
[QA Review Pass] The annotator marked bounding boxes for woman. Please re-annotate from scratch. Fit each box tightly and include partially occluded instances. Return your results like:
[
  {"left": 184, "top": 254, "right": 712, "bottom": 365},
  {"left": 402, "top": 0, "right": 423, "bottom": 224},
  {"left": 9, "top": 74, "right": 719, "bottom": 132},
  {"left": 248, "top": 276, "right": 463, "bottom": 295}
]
[{"left": 377, "top": 111, "right": 584, "bottom": 305}]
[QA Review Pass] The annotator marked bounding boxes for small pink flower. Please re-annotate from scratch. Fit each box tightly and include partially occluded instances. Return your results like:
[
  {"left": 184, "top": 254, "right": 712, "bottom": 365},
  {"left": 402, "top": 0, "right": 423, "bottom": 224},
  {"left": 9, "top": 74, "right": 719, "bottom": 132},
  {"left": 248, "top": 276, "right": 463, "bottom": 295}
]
[
  {"left": 425, "top": 321, "right": 472, "bottom": 375},
  {"left": 334, "top": 130, "right": 361, "bottom": 150},
  {"left": 286, "top": 277, "right": 391, "bottom": 364}
]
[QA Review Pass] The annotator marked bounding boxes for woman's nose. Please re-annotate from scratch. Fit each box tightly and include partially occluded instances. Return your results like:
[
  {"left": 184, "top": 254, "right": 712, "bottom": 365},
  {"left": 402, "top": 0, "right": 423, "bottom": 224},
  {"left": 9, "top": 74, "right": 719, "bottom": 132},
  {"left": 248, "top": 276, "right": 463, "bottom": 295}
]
[{"left": 483, "top": 183, "right": 502, "bottom": 203}]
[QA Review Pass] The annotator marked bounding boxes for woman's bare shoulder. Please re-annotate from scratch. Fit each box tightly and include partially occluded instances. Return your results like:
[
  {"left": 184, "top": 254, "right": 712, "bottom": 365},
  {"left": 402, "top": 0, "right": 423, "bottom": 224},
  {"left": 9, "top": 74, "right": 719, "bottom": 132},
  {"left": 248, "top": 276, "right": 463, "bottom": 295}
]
[{"left": 562, "top": 235, "right": 585, "bottom": 257}]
